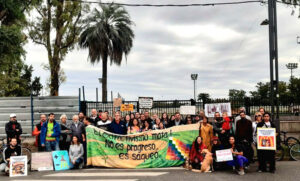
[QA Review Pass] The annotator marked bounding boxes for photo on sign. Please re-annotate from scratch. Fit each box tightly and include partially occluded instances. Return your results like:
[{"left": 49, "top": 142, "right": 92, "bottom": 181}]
[
  {"left": 257, "top": 128, "right": 276, "bottom": 150},
  {"left": 9, "top": 156, "right": 27, "bottom": 177},
  {"left": 205, "top": 103, "right": 231, "bottom": 117}
]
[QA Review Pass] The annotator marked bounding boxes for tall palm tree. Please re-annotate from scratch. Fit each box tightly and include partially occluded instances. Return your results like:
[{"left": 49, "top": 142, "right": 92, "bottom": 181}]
[{"left": 79, "top": 3, "right": 134, "bottom": 102}]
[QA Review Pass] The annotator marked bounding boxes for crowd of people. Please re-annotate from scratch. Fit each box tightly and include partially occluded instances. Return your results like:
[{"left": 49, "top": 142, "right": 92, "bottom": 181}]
[{"left": 0, "top": 107, "right": 277, "bottom": 176}]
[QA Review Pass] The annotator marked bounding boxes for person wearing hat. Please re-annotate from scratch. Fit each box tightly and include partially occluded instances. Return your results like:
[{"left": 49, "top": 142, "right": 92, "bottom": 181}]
[
  {"left": 5, "top": 114, "right": 22, "bottom": 145},
  {"left": 211, "top": 136, "right": 225, "bottom": 171}
]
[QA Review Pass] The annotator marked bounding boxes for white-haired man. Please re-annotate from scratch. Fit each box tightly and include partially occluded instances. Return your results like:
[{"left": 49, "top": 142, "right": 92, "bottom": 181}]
[{"left": 70, "top": 115, "right": 85, "bottom": 143}]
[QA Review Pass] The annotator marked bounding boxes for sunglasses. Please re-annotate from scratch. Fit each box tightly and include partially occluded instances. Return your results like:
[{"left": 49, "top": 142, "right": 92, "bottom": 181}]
[{"left": 255, "top": 115, "right": 262, "bottom": 117}]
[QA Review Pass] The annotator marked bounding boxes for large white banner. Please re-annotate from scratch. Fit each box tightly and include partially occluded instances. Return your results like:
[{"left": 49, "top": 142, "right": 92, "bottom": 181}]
[{"left": 205, "top": 103, "right": 231, "bottom": 117}]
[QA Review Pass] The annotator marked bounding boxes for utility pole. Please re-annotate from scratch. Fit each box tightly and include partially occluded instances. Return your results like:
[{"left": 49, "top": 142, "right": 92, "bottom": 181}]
[{"left": 267, "top": 0, "right": 280, "bottom": 132}]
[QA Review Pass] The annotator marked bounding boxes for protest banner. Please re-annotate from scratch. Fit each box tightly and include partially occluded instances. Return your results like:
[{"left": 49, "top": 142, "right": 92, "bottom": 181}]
[
  {"left": 52, "top": 150, "right": 72, "bottom": 171},
  {"left": 180, "top": 106, "right": 196, "bottom": 115},
  {"left": 120, "top": 104, "right": 134, "bottom": 112},
  {"left": 216, "top": 149, "right": 233, "bottom": 162},
  {"left": 138, "top": 97, "right": 153, "bottom": 109},
  {"left": 9, "top": 156, "right": 27, "bottom": 177},
  {"left": 86, "top": 123, "right": 200, "bottom": 168},
  {"left": 257, "top": 128, "right": 276, "bottom": 150},
  {"left": 113, "top": 98, "right": 122, "bottom": 107},
  {"left": 31, "top": 152, "right": 53, "bottom": 171},
  {"left": 205, "top": 103, "right": 231, "bottom": 117}
]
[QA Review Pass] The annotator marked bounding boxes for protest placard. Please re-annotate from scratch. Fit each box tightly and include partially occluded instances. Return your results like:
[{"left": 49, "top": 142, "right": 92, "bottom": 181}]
[
  {"left": 216, "top": 149, "right": 233, "bottom": 162},
  {"left": 120, "top": 104, "right": 134, "bottom": 112},
  {"left": 113, "top": 98, "right": 122, "bottom": 107},
  {"left": 179, "top": 106, "right": 196, "bottom": 115},
  {"left": 257, "top": 128, "right": 276, "bottom": 150},
  {"left": 86, "top": 123, "right": 199, "bottom": 168},
  {"left": 9, "top": 156, "right": 27, "bottom": 177},
  {"left": 31, "top": 152, "right": 53, "bottom": 171},
  {"left": 205, "top": 103, "right": 231, "bottom": 117},
  {"left": 52, "top": 150, "right": 72, "bottom": 171},
  {"left": 138, "top": 97, "right": 153, "bottom": 109}
]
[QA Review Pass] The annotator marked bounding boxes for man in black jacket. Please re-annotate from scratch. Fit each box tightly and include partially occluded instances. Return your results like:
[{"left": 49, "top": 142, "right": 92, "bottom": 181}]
[{"left": 5, "top": 114, "right": 22, "bottom": 145}]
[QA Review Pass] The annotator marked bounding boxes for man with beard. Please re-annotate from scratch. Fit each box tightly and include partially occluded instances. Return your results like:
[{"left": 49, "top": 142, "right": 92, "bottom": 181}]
[
  {"left": 235, "top": 111, "right": 253, "bottom": 163},
  {"left": 5, "top": 114, "right": 22, "bottom": 145},
  {"left": 32, "top": 114, "right": 47, "bottom": 151},
  {"left": 0, "top": 138, "right": 21, "bottom": 174}
]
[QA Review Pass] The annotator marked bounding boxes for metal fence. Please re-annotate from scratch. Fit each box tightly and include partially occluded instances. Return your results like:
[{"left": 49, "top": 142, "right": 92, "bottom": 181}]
[{"left": 80, "top": 97, "right": 300, "bottom": 117}]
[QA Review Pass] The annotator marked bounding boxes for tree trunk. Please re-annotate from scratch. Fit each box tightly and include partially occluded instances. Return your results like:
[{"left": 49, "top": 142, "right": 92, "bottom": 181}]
[
  {"left": 102, "top": 53, "right": 108, "bottom": 102},
  {"left": 50, "top": 59, "right": 60, "bottom": 96}
]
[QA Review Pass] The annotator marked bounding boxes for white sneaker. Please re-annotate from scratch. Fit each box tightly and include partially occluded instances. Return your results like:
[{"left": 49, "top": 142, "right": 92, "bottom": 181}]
[{"left": 238, "top": 170, "right": 245, "bottom": 175}]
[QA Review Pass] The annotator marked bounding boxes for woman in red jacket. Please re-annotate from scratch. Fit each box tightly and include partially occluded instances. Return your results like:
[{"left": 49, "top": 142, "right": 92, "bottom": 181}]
[{"left": 189, "top": 136, "right": 212, "bottom": 172}]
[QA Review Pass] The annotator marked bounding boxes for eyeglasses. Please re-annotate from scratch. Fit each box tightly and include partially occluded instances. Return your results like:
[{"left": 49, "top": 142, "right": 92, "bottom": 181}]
[{"left": 255, "top": 115, "right": 262, "bottom": 117}]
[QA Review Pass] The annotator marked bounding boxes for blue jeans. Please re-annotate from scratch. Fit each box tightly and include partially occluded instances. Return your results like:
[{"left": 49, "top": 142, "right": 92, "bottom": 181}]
[
  {"left": 71, "top": 158, "right": 83, "bottom": 169},
  {"left": 227, "top": 155, "right": 248, "bottom": 168},
  {"left": 45, "top": 141, "right": 60, "bottom": 151}
]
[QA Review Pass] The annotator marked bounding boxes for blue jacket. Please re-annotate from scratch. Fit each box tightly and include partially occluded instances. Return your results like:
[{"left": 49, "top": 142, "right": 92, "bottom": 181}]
[
  {"left": 109, "top": 120, "right": 127, "bottom": 135},
  {"left": 40, "top": 120, "right": 61, "bottom": 145}
]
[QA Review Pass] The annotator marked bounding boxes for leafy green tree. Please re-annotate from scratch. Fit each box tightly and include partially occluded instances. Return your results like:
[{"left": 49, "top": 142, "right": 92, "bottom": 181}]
[
  {"left": 28, "top": 0, "right": 88, "bottom": 96},
  {"left": 0, "top": 0, "right": 42, "bottom": 97},
  {"left": 228, "top": 89, "right": 246, "bottom": 100},
  {"left": 79, "top": 3, "right": 134, "bottom": 102},
  {"left": 288, "top": 77, "right": 300, "bottom": 103}
]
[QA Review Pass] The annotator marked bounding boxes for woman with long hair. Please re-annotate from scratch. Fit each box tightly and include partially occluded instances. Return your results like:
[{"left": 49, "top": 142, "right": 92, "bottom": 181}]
[
  {"left": 227, "top": 136, "right": 248, "bottom": 175},
  {"left": 69, "top": 135, "right": 84, "bottom": 169},
  {"left": 161, "top": 113, "right": 169, "bottom": 127},
  {"left": 127, "top": 118, "right": 141, "bottom": 134},
  {"left": 189, "top": 136, "right": 212, "bottom": 172},
  {"left": 142, "top": 120, "right": 152, "bottom": 132},
  {"left": 200, "top": 117, "right": 213, "bottom": 151}
]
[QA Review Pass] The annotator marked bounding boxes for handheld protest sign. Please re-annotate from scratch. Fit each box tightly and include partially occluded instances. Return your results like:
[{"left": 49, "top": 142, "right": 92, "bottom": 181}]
[
  {"left": 180, "top": 106, "right": 196, "bottom": 115},
  {"left": 204, "top": 103, "right": 231, "bottom": 117},
  {"left": 216, "top": 149, "right": 233, "bottom": 162},
  {"left": 52, "top": 150, "right": 72, "bottom": 171},
  {"left": 9, "top": 156, "right": 27, "bottom": 177},
  {"left": 120, "top": 104, "right": 134, "bottom": 112},
  {"left": 257, "top": 128, "right": 276, "bottom": 150},
  {"left": 31, "top": 152, "right": 53, "bottom": 171}
]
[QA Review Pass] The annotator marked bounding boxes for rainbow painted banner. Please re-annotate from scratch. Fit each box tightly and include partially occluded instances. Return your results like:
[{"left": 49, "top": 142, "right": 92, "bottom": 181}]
[{"left": 86, "top": 123, "right": 199, "bottom": 168}]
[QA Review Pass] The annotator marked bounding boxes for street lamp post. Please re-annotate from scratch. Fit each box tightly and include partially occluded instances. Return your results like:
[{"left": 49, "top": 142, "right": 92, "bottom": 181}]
[
  {"left": 286, "top": 63, "right": 298, "bottom": 79},
  {"left": 261, "top": 0, "right": 280, "bottom": 132},
  {"left": 191, "top": 74, "right": 198, "bottom": 101}
]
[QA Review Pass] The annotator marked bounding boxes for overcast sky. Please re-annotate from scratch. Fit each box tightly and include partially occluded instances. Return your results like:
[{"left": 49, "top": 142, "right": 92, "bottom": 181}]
[{"left": 24, "top": 0, "right": 300, "bottom": 101}]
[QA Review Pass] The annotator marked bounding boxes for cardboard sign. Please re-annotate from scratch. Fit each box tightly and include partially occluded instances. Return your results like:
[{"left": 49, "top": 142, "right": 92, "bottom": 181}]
[
  {"left": 52, "top": 151, "right": 72, "bottom": 171},
  {"left": 205, "top": 103, "right": 232, "bottom": 117},
  {"left": 257, "top": 128, "right": 276, "bottom": 150},
  {"left": 9, "top": 156, "right": 27, "bottom": 177},
  {"left": 138, "top": 97, "right": 153, "bottom": 109},
  {"left": 113, "top": 98, "right": 122, "bottom": 107},
  {"left": 120, "top": 104, "right": 134, "bottom": 112},
  {"left": 180, "top": 106, "right": 196, "bottom": 115},
  {"left": 216, "top": 149, "right": 233, "bottom": 162},
  {"left": 31, "top": 152, "right": 53, "bottom": 171}
]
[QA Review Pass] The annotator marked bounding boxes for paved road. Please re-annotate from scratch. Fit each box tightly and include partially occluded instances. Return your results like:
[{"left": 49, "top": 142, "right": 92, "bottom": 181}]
[{"left": 1, "top": 161, "right": 300, "bottom": 181}]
